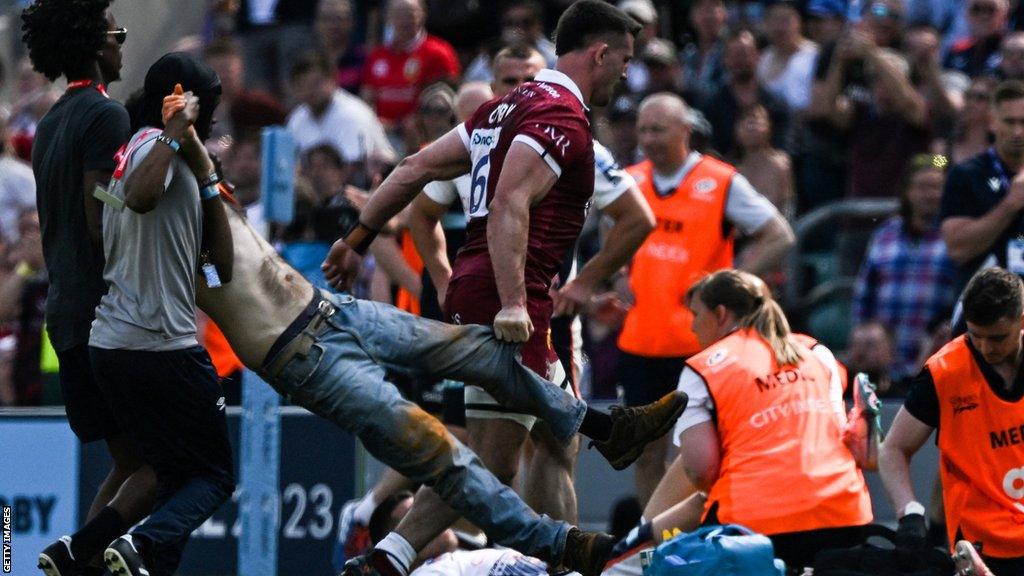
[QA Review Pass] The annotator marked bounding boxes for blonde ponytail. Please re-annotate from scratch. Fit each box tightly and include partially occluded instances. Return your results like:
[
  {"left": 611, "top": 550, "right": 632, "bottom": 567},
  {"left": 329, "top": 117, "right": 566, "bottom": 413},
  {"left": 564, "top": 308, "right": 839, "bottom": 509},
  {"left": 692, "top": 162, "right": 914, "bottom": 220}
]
[{"left": 688, "top": 270, "right": 804, "bottom": 366}]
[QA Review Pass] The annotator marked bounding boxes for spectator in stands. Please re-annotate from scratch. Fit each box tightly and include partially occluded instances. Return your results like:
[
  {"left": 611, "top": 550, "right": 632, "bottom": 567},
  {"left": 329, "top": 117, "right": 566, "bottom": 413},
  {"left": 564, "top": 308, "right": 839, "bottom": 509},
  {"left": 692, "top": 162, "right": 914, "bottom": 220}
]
[
  {"left": 287, "top": 50, "right": 395, "bottom": 184},
  {"left": 846, "top": 321, "right": 906, "bottom": 396},
  {"left": 202, "top": 38, "right": 244, "bottom": 142},
  {"left": 464, "top": 1, "right": 556, "bottom": 82},
  {"left": 904, "top": 24, "right": 968, "bottom": 141},
  {"left": 0, "top": 107, "right": 36, "bottom": 244},
  {"left": 853, "top": 154, "right": 958, "bottom": 381},
  {"left": 813, "top": 31, "right": 930, "bottom": 198},
  {"left": 698, "top": 28, "right": 790, "bottom": 159},
  {"left": 735, "top": 104, "right": 794, "bottom": 219},
  {"left": 617, "top": 93, "right": 793, "bottom": 506},
  {"left": 679, "top": 0, "right": 728, "bottom": 103},
  {"left": 944, "top": 0, "right": 1007, "bottom": 78},
  {"left": 0, "top": 210, "right": 47, "bottom": 406},
  {"left": 605, "top": 95, "right": 641, "bottom": 167},
  {"left": 999, "top": 32, "right": 1024, "bottom": 80},
  {"left": 940, "top": 80, "right": 1024, "bottom": 287},
  {"left": 220, "top": 133, "right": 266, "bottom": 232},
  {"left": 361, "top": 0, "right": 461, "bottom": 129},
  {"left": 403, "top": 81, "right": 457, "bottom": 152},
  {"left": 758, "top": 0, "right": 819, "bottom": 112},
  {"left": 315, "top": 0, "right": 367, "bottom": 94},
  {"left": 951, "top": 75, "right": 995, "bottom": 163},
  {"left": 638, "top": 38, "right": 687, "bottom": 100},
  {"left": 864, "top": 0, "right": 906, "bottom": 50},
  {"left": 235, "top": 0, "right": 316, "bottom": 95},
  {"left": 618, "top": 0, "right": 659, "bottom": 95},
  {"left": 7, "top": 56, "right": 60, "bottom": 162},
  {"left": 805, "top": 0, "right": 847, "bottom": 47}
]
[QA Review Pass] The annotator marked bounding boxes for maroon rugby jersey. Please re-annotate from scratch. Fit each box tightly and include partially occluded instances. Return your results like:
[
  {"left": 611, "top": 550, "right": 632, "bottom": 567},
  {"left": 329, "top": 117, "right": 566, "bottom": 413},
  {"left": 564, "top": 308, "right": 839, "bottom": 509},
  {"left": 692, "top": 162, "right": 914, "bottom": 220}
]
[{"left": 451, "top": 68, "right": 595, "bottom": 298}]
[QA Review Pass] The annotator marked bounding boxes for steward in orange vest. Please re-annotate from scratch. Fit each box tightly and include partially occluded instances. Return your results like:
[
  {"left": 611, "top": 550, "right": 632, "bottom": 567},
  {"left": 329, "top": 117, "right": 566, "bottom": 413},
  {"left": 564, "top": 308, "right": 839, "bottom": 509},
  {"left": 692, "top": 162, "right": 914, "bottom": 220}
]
[
  {"left": 881, "top": 267, "right": 1024, "bottom": 573},
  {"left": 674, "top": 270, "right": 872, "bottom": 569}
]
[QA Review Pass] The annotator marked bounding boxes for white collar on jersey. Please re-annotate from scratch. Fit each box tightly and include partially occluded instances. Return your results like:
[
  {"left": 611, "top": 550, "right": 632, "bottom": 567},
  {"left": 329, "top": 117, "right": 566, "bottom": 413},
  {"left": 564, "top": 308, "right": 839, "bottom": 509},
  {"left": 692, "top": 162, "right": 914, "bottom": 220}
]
[{"left": 534, "top": 69, "right": 587, "bottom": 110}]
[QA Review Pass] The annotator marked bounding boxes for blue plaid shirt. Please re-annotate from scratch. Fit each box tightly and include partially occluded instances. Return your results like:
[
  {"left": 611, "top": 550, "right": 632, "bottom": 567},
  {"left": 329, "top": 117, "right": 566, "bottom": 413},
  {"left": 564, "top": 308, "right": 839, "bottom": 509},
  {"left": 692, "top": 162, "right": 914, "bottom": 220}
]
[{"left": 853, "top": 216, "right": 958, "bottom": 379}]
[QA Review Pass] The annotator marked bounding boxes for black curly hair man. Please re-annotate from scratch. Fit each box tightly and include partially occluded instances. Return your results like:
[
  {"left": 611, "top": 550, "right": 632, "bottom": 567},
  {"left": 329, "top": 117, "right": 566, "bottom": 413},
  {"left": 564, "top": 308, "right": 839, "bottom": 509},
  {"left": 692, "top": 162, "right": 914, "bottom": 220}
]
[{"left": 23, "top": 2, "right": 157, "bottom": 576}]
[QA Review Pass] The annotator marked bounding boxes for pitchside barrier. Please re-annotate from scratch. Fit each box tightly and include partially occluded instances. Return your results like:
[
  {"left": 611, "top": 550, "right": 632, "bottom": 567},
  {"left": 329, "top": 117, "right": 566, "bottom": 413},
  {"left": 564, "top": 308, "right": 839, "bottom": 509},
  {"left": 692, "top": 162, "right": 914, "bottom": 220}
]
[{"left": 0, "top": 400, "right": 938, "bottom": 575}]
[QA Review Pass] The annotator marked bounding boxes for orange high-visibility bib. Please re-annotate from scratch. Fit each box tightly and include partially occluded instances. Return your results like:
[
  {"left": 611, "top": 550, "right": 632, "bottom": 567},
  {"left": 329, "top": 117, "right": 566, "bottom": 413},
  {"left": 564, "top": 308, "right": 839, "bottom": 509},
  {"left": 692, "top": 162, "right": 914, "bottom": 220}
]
[
  {"left": 689, "top": 329, "right": 873, "bottom": 535},
  {"left": 927, "top": 335, "right": 1024, "bottom": 558},
  {"left": 618, "top": 157, "right": 735, "bottom": 357}
]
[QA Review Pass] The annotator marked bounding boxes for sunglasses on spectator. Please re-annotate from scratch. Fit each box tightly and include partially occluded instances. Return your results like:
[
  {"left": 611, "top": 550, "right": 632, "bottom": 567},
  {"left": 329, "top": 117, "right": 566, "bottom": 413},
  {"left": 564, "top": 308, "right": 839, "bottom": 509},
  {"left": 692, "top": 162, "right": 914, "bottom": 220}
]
[
  {"left": 969, "top": 3, "right": 998, "bottom": 16},
  {"left": 106, "top": 27, "right": 127, "bottom": 44},
  {"left": 869, "top": 3, "right": 901, "bottom": 20}
]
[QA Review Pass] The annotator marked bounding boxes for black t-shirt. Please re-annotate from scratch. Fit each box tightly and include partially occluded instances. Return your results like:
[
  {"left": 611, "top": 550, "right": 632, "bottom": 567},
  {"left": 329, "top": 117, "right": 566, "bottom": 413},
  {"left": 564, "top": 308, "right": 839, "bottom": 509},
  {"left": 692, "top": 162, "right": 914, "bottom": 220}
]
[
  {"left": 904, "top": 337, "right": 1024, "bottom": 428},
  {"left": 939, "top": 150, "right": 1024, "bottom": 286},
  {"left": 31, "top": 86, "right": 129, "bottom": 351}
]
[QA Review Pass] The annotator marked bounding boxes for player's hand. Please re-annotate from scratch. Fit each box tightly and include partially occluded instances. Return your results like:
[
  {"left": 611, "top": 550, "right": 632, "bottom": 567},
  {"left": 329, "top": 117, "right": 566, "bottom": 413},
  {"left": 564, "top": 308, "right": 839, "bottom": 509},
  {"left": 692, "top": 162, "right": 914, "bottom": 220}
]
[
  {"left": 162, "top": 84, "right": 201, "bottom": 136},
  {"left": 321, "top": 239, "right": 363, "bottom": 291},
  {"left": 553, "top": 277, "right": 598, "bottom": 317},
  {"left": 493, "top": 305, "right": 533, "bottom": 343}
]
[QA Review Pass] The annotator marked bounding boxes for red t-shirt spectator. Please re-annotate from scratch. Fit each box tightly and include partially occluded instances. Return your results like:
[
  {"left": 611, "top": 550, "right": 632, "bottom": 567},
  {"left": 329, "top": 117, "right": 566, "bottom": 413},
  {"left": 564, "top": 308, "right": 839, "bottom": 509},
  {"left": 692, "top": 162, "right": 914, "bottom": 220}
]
[{"left": 362, "top": 33, "right": 460, "bottom": 123}]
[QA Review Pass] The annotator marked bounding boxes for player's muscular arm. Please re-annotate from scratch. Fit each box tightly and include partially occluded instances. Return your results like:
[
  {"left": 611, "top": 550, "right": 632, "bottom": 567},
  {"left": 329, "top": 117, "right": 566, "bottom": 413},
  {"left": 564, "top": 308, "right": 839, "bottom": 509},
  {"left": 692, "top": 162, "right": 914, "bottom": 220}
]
[
  {"left": 488, "top": 142, "right": 557, "bottom": 342},
  {"left": 409, "top": 193, "right": 453, "bottom": 304},
  {"left": 359, "top": 128, "right": 472, "bottom": 230}
]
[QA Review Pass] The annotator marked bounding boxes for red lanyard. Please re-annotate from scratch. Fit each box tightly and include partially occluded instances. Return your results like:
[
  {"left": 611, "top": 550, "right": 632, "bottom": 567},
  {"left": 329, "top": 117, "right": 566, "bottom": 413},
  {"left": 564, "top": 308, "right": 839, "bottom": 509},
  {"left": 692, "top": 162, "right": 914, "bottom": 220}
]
[{"left": 67, "top": 79, "right": 108, "bottom": 98}]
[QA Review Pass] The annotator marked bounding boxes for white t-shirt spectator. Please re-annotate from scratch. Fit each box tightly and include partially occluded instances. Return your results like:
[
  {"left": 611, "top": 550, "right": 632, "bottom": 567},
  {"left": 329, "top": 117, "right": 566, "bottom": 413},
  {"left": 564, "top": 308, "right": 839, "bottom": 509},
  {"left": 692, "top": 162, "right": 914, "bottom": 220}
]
[
  {"left": 758, "top": 40, "right": 819, "bottom": 111},
  {"left": 287, "top": 89, "right": 396, "bottom": 164},
  {"left": 0, "top": 155, "right": 37, "bottom": 242}
]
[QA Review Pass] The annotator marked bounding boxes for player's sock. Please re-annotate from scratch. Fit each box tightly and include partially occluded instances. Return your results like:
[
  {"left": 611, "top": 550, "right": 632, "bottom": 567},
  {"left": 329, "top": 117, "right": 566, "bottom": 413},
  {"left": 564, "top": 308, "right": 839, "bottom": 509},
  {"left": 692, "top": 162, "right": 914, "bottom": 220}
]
[
  {"left": 375, "top": 532, "right": 416, "bottom": 576},
  {"left": 353, "top": 490, "right": 379, "bottom": 525},
  {"left": 579, "top": 407, "right": 613, "bottom": 442},
  {"left": 70, "top": 506, "right": 128, "bottom": 564}
]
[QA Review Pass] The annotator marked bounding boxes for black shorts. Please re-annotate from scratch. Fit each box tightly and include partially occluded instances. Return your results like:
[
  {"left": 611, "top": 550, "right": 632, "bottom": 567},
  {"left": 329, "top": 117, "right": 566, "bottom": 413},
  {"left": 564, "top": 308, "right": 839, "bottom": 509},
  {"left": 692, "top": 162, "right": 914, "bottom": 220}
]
[
  {"left": 616, "top": 350, "right": 687, "bottom": 407},
  {"left": 57, "top": 344, "right": 121, "bottom": 443},
  {"left": 89, "top": 345, "right": 234, "bottom": 483}
]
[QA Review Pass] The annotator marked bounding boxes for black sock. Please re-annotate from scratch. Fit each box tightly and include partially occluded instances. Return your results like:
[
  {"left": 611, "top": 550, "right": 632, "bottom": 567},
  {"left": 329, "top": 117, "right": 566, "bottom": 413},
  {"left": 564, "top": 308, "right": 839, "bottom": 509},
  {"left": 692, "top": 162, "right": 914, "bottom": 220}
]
[
  {"left": 70, "top": 506, "right": 128, "bottom": 564},
  {"left": 580, "top": 407, "right": 613, "bottom": 442}
]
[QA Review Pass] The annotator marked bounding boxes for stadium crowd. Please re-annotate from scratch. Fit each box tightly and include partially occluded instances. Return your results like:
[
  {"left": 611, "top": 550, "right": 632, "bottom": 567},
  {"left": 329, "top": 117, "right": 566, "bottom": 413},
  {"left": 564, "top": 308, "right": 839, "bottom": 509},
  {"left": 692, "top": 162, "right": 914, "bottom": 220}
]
[{"left": 4, "top": 0, "right": 1024, "bottom": 574}]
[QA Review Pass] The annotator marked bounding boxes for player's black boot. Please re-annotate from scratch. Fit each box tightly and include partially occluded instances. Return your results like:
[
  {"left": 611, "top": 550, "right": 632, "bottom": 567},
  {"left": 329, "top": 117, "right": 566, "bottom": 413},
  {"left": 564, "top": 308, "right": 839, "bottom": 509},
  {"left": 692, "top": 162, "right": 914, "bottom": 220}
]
[
  {"left": 38, "top": 535, "right": 76, "bottom": 576},
  {"left": 104, "top": 535, "right": 150, "bottom": 576}
]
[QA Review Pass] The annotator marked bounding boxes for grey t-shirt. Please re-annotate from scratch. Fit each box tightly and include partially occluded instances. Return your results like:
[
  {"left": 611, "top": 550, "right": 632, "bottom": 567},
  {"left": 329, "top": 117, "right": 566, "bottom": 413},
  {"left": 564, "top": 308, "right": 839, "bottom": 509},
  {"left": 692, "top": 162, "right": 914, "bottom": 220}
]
[
  {"left": 90, "top": 128, "right": 202, "bottom": 351},
  {"left": 32, "top": 88, "right": 130, "bottom": 351}
]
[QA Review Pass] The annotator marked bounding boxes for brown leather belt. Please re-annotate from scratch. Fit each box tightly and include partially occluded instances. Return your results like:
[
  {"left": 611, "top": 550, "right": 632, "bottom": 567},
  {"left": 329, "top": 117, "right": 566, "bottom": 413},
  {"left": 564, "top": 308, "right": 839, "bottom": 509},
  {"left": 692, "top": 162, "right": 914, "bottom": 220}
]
[{"left": 262, "top": 296, "right": 336, "bottom": 380}]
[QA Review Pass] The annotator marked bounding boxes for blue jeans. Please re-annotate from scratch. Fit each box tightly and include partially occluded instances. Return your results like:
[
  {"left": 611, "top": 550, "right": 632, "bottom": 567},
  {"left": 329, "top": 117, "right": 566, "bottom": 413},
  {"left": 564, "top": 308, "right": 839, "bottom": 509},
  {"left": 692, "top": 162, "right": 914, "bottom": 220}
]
[{"left": 269, "top": 294, "right": 587, "bottom": 562}]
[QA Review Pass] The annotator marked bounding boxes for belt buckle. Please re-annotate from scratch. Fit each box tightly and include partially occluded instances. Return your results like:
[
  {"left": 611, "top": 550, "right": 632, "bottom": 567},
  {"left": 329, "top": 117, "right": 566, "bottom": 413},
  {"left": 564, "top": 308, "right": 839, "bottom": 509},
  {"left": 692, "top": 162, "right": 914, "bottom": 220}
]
[{"left": 317, "top": 299, "right": 336, "bottom": 317}]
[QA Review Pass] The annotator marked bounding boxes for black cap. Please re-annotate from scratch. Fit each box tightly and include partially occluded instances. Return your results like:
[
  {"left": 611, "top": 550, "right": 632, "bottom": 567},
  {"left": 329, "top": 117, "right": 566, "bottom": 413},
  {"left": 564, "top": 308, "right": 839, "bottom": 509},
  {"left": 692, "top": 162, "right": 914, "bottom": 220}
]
[{"left": 144, "top": 52, "right": 221, "bottom": 98}]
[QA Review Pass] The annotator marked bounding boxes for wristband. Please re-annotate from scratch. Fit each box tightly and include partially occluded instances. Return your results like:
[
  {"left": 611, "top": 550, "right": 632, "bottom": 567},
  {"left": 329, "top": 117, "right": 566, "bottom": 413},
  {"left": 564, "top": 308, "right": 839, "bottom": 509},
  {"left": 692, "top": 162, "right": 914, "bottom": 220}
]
[
  {"left": 155, "top": 134, "right": 181, "bottom": 153},
  {"left": 198, "top": 171, "right": 222, "bottom": 189},
  {"left": 344, "top": 222, "right": 379, "bottom": 256},
  {"left": 200, "top": 185, "right": 220, "bottom": 200}
]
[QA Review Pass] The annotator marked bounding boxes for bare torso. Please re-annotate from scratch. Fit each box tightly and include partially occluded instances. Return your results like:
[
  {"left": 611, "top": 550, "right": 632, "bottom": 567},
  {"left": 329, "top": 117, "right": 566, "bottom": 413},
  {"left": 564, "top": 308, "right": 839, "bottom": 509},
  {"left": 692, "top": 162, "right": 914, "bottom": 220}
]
[{"left": 196, "top": 205, "right": 314, "bottom": 369}]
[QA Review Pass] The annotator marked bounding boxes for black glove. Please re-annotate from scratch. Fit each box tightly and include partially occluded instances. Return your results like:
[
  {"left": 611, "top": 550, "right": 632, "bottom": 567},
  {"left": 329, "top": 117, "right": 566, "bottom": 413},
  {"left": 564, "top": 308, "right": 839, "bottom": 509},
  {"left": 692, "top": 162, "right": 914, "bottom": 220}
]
[{"left": 895, "top": 513, "right": 927, "bottom": 550}]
